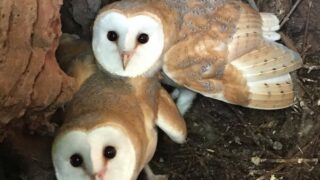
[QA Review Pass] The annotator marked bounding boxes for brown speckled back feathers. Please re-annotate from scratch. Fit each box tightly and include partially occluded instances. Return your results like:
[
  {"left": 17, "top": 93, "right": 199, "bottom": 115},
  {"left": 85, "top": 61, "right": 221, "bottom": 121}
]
[{"left": 162, "top": 1, "right": 302, "bottom": 109}]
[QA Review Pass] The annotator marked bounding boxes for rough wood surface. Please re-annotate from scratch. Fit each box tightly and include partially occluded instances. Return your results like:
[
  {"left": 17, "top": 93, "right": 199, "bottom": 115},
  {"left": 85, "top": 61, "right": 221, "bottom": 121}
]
[{"left": 0, "top": 0, "right": 75, "bottom": 133}]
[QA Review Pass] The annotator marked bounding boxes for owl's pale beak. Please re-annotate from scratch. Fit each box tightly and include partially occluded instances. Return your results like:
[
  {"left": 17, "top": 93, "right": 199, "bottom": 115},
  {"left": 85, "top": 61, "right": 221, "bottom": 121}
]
[
  {"left": 93, "top": 169, "right": 105, "bottom": 180},
  {"left": 121, "top": 51, "right": 134, "bottom": 70}
]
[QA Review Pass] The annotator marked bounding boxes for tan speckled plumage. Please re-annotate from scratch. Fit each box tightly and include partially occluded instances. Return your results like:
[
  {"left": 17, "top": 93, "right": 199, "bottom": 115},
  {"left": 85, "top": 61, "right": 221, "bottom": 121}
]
[
  {"left": 102, "top": 0, "right": 302, "bottom": 109},
  {"left": 54, "top": 34, "right": 187, "bottom": 178},
  {"left": 162, "top": 1, "right": 302, "bottom": 109}
]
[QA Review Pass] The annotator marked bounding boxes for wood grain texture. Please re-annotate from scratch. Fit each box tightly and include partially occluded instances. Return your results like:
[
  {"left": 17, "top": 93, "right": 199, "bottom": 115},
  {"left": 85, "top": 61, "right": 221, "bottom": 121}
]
[{"left": 0, "top": 0, "right": 75, "bottom": 131}]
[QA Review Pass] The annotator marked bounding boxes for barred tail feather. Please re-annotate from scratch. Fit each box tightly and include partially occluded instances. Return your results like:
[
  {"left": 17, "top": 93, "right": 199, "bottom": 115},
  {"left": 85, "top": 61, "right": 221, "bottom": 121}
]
[{"left": 224, "top": 42, "right": 302, "bottom": 109}]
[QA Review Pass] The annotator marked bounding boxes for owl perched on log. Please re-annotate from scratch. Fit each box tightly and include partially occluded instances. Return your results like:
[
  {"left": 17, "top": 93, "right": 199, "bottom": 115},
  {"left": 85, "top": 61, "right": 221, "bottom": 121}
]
[{"left": 92, "top": 0, "right": 302, "bottom": 112}]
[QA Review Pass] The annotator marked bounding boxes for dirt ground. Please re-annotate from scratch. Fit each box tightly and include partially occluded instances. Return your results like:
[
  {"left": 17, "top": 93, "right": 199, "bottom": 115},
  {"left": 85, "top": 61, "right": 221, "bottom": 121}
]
[
  {"left": 152, "top": 0, "right": 320, "bottom": 179},
  {"left": 0, "top": 0, "right": 319, "bottom": 179}
]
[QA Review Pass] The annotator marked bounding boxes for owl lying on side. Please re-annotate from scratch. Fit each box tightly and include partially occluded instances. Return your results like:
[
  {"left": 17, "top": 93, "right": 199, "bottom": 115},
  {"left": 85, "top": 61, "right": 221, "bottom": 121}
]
[
  {"left": 52, "top": 34, "right": 187, "bottom": 180},
  {"left": 91, "top": 0, "right": 302, "bottom": 114}
]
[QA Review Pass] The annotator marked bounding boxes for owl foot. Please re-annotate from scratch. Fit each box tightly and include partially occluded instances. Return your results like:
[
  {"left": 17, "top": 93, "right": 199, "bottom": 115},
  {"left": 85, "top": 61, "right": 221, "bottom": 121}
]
[
  {"left": 144, "top": 165, "right": 168, "bottom": 180},
  {"left": 148, "top": 174, "right": 168, "bottom": 180},
  {"left": 171, "top": 88, "right": 197, "bottom": 115}
]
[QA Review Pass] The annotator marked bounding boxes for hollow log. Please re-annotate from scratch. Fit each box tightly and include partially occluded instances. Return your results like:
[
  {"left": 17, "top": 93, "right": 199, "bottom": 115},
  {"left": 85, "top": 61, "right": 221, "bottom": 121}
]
[{"left": 0, "top": 0, "right": 75, "bottom": 136}]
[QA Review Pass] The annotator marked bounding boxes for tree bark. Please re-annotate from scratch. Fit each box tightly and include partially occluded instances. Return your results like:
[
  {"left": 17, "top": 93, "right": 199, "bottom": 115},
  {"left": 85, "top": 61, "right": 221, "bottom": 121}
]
[{"left": 0, "top": 0, "right": 75, "bottom": 135}]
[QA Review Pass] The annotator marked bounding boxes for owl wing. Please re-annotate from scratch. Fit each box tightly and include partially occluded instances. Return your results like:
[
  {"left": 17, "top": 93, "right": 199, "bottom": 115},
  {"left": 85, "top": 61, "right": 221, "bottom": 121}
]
[
  {"left": 156, "top": 88, "right": 187, "bottom": 143},
  {"left": 163, "top": 2, "right": 302, "bottom": 109}
]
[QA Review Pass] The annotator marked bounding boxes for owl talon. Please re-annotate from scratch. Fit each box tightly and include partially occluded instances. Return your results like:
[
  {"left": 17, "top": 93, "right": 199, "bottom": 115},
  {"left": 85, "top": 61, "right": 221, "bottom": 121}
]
[
  {"left": 144, "top": 165, "right": 168, "bottom": 180},
  {"left": 175, "top": 88, "right": 197, "bottom": 115},
  {"left": 147, "top": 174, "right": 168, "bottom": 180},
  {"left": 170, "top": 88, "right": 180, "bottom": 99}
]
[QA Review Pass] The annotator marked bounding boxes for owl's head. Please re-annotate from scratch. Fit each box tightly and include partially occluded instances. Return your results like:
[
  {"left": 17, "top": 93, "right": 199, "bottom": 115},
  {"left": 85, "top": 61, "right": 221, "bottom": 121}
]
[
  {"left": 92, "top": 8, "right": 165, "bottom": 77},
  {"left": 52, "top": 123, "right": 139, "bottom": 180}
]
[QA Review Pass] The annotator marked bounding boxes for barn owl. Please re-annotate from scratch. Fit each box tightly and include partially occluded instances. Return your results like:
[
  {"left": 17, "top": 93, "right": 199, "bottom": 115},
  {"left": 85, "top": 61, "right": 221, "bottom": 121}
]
[
  {"left": 53, "top": 34, "right": 187, "bottom": 180},
  {"left": 92, "top": 0, "right": 303, "bottom": 112}
]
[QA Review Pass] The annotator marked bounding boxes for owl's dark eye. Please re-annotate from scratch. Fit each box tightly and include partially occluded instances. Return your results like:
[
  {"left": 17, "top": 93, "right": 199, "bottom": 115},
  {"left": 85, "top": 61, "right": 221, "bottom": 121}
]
[
  {"left": 103, "top": 146, "right": 116, "bottom": 159},
  {"left": 70, "top": 153, "right": 83, "bottom": 167},
  {"left": 137, "top": 33, "right": 149, "bottom": 44},
  {"left": 107, "top": 31, "right": 118, "bottom": 41}
]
